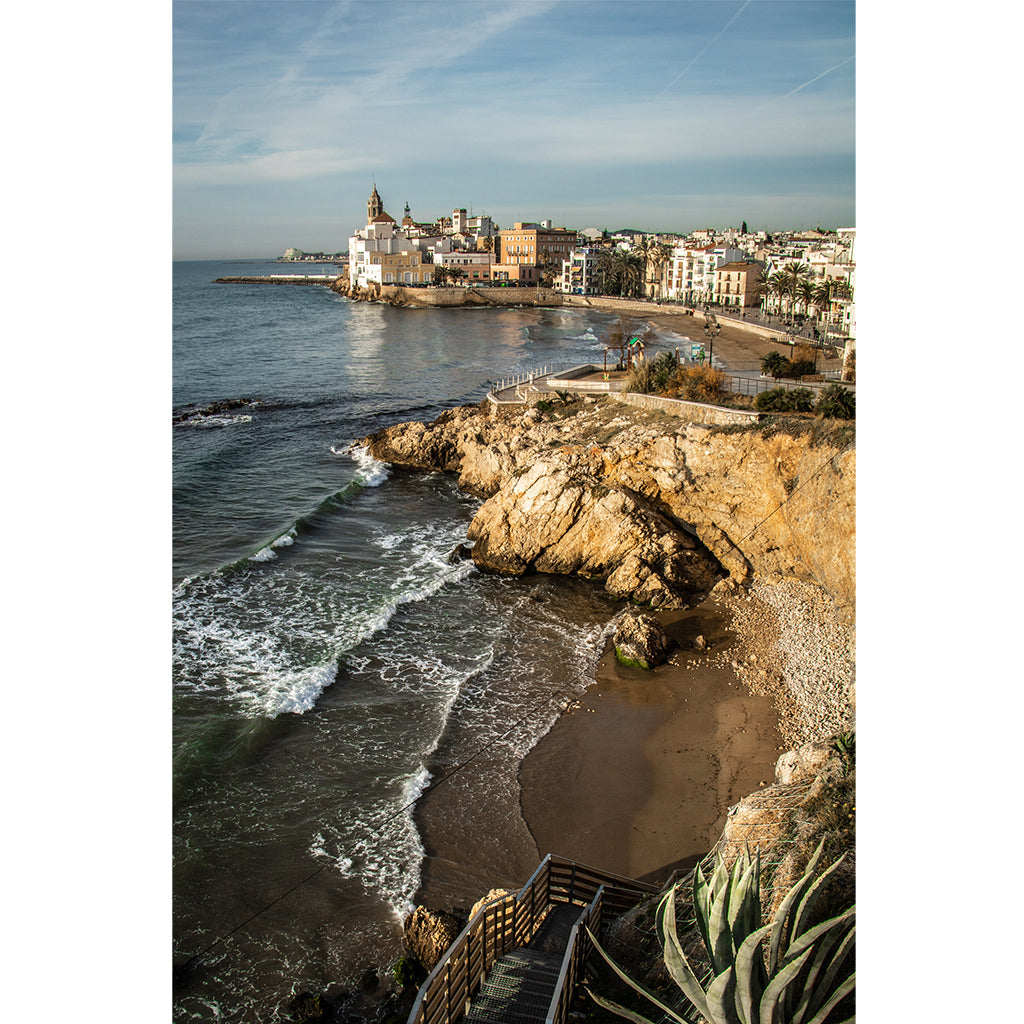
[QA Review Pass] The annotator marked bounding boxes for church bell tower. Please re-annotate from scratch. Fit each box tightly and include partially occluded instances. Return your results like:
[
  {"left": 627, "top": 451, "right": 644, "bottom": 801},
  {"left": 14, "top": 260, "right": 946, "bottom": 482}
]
[{"left": 367, "top": 184, "right": 384, "bottom": 222}]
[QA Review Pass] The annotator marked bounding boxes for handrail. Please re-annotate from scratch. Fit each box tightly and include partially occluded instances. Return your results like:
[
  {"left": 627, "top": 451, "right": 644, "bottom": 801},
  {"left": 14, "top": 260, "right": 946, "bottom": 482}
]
[
  {"left": 407, "top": 856, "right": 658, "bottom": 1024},
  {"left": 543, "top": 886, "right": 605, "bottom": 1024}
]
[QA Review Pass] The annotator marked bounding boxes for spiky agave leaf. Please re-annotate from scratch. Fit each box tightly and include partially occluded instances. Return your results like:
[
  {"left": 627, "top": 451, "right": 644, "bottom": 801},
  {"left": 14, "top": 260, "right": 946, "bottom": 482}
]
[
  {"left": 585, "top": 926, "right": 693, "bottom": 1024},
  {"left": 768, "top": 842, "right": 825, "bottom": 975},
  {"left": 733, "top": 924, "right": 773, "bottom": 1024},
  {"left": 705, "top": 966, "right": 739, "bottom": 1024},
  {"left": 725, "top": 851, "right": 762, "bottom": 954},
  {"left": 773, "top": 909, "right": 855, "bottom": 1024},
  {"left": 658, "top": 883, "right": 713, "bottom": 1023},
  {"left": 757, "top": 944, "right": 815, "bottom": 1024},
  {"left": 803, "top": 972, "right": 855, "bottom": 1024},
  {"left": 787, "top": 911, "right": 855, "bottom": 1024},
  {"left": 791, "top": 853, "right": 848, "bottom": 943},
  {"left": 582, "top": 986, "right": 663, "bottom": 1024},
  {"left": 691, "top": 862, "right": 714, "bottom": 957},
  {"left": 707, "top": 861, "right": 738, "bottom": 974}
]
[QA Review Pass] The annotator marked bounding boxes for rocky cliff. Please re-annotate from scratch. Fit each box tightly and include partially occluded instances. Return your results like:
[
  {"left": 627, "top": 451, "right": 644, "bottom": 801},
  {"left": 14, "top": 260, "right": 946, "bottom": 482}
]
[{"left": 362, "top": 397, "right": 854, "bottom": 619}]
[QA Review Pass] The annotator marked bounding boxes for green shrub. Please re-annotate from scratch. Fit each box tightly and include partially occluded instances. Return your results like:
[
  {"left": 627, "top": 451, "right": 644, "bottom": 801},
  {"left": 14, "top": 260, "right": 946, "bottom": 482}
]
[
  {"left": 650, "top": 351, "right": 680, "bottom": 391},
  {"left": 787, "top": 359, "right": 818, "bottom": 377},
  {"left": 816, "top": 384, "right": 855, "bottom": 420},
  {"left": 788, "top": 387, "right": 815, "bottom": 412},
  {"left": 754, "top": 387, "right": 815, "bottom": 414},
  {"left": 392, "top": 955, "right": 427, "bottom": 989}
]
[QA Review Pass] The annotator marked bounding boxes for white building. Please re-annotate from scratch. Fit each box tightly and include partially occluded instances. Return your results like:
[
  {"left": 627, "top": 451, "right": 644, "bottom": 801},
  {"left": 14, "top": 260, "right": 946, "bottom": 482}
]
[
  {"left": 557, "top": 248, "right": 602, "bottom": 295},
  {"left": 663, "top": 244, "right": 748, "bottom": 304},
  {"left": 349, "top": 186, "right": 451, "bottom": 290}
]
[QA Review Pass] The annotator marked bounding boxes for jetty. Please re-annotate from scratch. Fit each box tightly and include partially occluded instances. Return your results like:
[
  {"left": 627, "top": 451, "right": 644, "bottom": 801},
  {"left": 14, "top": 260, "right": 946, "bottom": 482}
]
[{"left": 214, "top": 274, "right": 341, "bottom": 285}]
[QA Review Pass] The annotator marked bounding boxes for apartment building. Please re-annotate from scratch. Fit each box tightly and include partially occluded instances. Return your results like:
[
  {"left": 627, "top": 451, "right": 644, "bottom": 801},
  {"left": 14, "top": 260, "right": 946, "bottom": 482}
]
[
  {"left": 664, "top": 244, "right": 748, "bottom": 303},
  {"left": 365, "top": 250, "right": 433, "bottom": 286},
  {"left": 434, "top": 249, "right": 496, "bottom": 283},
  {"left": 713, "top": 260, "right": 764, "bottom": 307},
  {"left": 556, "top": 247, "right": 602, "bottom": 295},
  {"left": 492, "top": 222, "right": 579, "bottom": 284}
]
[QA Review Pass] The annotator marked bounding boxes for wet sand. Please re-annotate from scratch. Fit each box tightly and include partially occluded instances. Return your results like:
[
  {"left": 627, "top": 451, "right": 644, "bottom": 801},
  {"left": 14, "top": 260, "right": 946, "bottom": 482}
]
[{"left": 518, "top": 600, "right": 783, "bottom": 888}]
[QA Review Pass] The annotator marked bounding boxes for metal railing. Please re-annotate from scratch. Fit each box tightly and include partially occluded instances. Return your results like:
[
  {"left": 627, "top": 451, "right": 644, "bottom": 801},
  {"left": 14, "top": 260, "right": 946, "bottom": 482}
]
[
  {"left": 544, "top": 885, "right": 606, "bottom": 1024},
  {"left": 407, "top": 855, "right": 657, "bottom": 1024},
  {"left": 490, "top": 368, "right": 554, "bottom": 395}
]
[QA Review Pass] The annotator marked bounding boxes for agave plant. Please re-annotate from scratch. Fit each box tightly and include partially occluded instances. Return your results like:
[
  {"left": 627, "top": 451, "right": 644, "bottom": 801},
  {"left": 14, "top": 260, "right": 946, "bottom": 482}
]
[{"left": 587, "top": 841, "right": 854, "bottom": 1024}]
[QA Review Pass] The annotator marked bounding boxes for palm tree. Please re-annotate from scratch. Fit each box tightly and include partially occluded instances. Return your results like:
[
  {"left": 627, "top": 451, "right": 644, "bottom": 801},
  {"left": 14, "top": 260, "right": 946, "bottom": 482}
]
[
  {"left": 768, "top": 271, "right": 789, "bottom": 317},
  {"left": 594, "top": 247, "right": 618, "bottom": 296},
  {"left": 618, "top": 251, "right": 643, "bottom": 298},
  {"left": 812, "top": 277, "right": 852, "bottom": 336},
  {"left": 798, "top": 278, "right": 816, "bottom": 319},
  {"left": 754, "top": 268, "right": 772, "bottom": 315},
  {"left": 648, "top": 242, "right": 670, "bottom": 300},
  {"left": 630, "top": 236, "right": 668, "bottom": 299},
  {"left": 783, "top": 262, "right": 810, "bottom": 319}
]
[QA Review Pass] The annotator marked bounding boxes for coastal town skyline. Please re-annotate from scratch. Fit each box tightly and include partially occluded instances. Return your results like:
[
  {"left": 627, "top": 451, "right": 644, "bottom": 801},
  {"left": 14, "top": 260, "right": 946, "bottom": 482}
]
[{"left": 173, "top": 0, "right": 856, "bottom": 260}]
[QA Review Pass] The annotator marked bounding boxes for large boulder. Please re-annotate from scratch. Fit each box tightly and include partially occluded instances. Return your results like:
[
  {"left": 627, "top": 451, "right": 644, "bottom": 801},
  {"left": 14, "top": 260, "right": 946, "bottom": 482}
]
[
  {"left": 466, "top": 460, "right": 722, "bottom": 608},
  {"left": 613, "top": 611, "right": 672, "bottom": 670},
  {"left": 403, "top": 906, "right": 462, "bottom": 973}
]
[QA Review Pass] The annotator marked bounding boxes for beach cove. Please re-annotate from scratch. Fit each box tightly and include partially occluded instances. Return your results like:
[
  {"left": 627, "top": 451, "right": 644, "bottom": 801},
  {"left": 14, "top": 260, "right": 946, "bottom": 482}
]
[{"left": 364, "top": 370, "right": 854, "bottom": 925}]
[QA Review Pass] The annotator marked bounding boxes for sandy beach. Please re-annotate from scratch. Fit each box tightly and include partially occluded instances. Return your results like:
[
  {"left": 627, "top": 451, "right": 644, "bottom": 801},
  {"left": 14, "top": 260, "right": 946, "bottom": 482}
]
[
  {"left": 642, "top": 309, "right": 838, "bottom": 371},
  {"left": 518, "top": 598, "right": 783, "bottom": 887}
]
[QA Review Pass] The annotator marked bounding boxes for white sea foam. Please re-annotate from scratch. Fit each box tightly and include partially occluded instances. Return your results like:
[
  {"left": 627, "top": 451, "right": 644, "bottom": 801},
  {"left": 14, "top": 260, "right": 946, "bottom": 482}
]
[
  {"left": 249, "top": 545, "right": 278, "bottom": 562},
  {"left": 178, "top": 414, "right": 253, "bottom": 429},
  {"left": 349, "top": 444, "right": 390, "bottom": 487},
  {"left": 261, "top": 660, "right": 338, "bottom": 716},
  {"left": 332, "top": 442, "right": 390, "bottom": 486}
]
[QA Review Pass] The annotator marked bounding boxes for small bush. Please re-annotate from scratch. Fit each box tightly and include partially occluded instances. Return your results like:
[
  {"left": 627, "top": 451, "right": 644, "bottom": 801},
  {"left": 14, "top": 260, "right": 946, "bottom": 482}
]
[
  {"left": 816, "top": 383, "right": 856, "bottom": 419},
  {"left": 753, "top": 386, "right": 815, "bottom": 413},
  {"left": 787, "top": 359, "right": 818, "bottom": 377},
  {"left": 788, "top": 386, "right": 815, "bottom": 411},
  {"left": 392, "top": 956, "right": 427, "bottom": 990},
  {"left": 625, "top": 361, "right": 656, "bottom": 394},
  {"left": 649, "top": 350, "right": 679, "bottom": 391},
  {"left": 667, "top": 365, "right": 727, "bottom": 404}
]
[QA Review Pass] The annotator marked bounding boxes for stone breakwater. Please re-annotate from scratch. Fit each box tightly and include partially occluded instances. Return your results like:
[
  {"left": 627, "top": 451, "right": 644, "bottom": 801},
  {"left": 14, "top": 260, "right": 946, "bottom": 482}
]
[{"left": 362, "top": 397, "right": 855, "bottom": 619}]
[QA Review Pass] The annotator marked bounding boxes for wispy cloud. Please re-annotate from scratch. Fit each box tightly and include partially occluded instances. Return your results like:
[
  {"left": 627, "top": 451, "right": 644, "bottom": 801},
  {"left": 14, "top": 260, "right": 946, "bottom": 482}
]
[
  {"left": 778, "top": 54, "right": 856, "bottom": 99},
  {"left": 173, "top": 0, "right": 855, "bottom": 257},
  {"left": 658, "top": 0, "right": 751, "bottom": 97}
]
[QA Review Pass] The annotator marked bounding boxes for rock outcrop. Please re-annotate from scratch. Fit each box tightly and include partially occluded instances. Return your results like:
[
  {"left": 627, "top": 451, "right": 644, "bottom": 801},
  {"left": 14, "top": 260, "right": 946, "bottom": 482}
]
[
  {"left": 363, "top": 398, "right": 855, "bottom": 617},
  {"left": 402, "top": 906, "right": 462, "bottom": 973},
  {"left": 612, "top": 611, "right": 673, "bottom": 670}
]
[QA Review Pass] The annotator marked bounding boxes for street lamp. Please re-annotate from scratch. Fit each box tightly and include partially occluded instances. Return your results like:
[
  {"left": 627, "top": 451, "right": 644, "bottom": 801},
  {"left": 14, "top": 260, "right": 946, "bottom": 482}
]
[{"left": 704, "top": 321, "right": 721, "bottom": 369}]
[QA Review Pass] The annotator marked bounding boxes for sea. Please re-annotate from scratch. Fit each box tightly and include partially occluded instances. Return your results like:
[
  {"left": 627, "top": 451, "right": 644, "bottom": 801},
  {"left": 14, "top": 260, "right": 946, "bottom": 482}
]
[{"left": 171, "top": 261, "right": 686, "bottom": 1021}]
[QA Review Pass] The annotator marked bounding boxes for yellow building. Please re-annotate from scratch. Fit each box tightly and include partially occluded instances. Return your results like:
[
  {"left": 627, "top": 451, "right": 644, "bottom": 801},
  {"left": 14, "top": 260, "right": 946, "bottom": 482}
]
[
  {"left": 713, "top": 260, "right": 764, "bottom": 308},
  {"left": 368, "top": 250, "right": 433, "bottom": 286},
  {"left": 492, "top": 222, "right": 578, "bottom": 284}
]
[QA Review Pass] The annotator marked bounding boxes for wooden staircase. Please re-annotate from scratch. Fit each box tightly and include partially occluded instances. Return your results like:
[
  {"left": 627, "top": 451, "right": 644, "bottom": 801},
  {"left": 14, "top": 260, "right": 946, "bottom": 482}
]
[{"left": 408, "top": 856, "right": 658, "bottom": 1024}]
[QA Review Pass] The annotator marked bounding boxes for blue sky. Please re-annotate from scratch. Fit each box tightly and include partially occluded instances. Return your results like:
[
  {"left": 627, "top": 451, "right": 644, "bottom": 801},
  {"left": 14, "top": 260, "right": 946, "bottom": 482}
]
[{"left": 173, "top": 0, "right": 855, "bottom": 258}]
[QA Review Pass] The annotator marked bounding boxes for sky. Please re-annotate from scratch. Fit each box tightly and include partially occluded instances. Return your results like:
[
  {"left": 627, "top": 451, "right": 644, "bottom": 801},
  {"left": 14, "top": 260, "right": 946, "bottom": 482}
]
[{"left": 173, "top": 0, "right": 856, "bottom": 258}]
